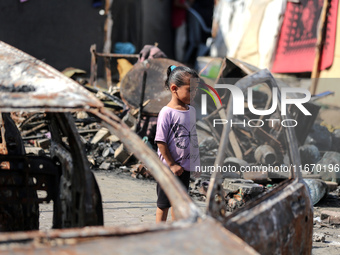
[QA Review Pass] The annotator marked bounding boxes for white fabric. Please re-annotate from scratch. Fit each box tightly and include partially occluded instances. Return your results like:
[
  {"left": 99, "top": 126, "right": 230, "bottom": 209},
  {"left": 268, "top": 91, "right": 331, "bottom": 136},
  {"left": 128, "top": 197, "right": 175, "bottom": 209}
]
[{"left": 210, "top": 0, "right": 286, "bottom": 69}]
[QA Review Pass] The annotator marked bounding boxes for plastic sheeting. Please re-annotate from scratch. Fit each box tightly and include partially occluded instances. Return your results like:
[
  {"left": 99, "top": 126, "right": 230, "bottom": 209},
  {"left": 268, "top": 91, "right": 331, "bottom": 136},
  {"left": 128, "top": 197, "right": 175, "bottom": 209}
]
[{"left": 210, "top": 0, "right": 286, "bottom": 69}]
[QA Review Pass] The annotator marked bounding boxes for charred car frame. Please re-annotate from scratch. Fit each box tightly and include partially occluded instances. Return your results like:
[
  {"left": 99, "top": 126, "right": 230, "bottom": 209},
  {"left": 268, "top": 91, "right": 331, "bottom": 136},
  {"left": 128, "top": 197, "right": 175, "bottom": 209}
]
[{"left": 0, "top": 41, "right": 312, "bottom": 254}]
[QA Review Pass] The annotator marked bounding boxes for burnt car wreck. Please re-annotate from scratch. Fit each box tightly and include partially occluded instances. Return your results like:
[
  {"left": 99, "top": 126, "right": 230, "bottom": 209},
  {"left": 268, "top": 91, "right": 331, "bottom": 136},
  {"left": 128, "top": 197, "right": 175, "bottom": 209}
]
[{"left": 0, "top": 41, "right": 313, "bottom": 254}]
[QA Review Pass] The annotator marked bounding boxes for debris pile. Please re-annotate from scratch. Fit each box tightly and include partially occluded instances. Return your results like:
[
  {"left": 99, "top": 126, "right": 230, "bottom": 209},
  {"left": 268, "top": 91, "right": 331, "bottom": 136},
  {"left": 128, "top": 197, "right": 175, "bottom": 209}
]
[
  {"left": 192, "top": 116, "right": 340, "bottom": 211},
  {"left": 12, "top": 55, "right": 340, "bottom": 214},
  {"left": 16, "top": 109, "right": 156, "bottom": 180},
  {"left": 189, "top": 67, "right": 340, "bottom": 211}
]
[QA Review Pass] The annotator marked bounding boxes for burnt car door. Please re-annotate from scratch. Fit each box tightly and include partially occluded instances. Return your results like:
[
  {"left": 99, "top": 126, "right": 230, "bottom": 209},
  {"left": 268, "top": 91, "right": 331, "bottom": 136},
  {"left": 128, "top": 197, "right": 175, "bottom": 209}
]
[
  {"left": 0, "top": 41, "right": 103, "bottom": 231},
  {"left": 205, "top": 69, "right": 313, "bottom": 254}
]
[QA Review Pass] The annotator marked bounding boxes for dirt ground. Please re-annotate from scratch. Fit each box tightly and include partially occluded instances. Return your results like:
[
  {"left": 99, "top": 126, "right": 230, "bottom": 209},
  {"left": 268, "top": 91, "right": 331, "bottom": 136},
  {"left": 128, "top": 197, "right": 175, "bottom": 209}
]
[
  {"left": 39, "top": 169, "right": 205, "bottom": 230},
  {"left": 312, "top": 195, "right": 340, "bottom": 255},
  {"left": 311, "top": 107, "right": 340, "bottom": 254}
]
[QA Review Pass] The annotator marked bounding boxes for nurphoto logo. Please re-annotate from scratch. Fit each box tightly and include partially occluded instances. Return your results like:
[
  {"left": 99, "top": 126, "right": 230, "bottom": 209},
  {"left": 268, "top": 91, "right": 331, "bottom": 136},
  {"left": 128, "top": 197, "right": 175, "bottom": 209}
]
[{"left": 197, "top": 82, "right": 311, "bottom": 128}]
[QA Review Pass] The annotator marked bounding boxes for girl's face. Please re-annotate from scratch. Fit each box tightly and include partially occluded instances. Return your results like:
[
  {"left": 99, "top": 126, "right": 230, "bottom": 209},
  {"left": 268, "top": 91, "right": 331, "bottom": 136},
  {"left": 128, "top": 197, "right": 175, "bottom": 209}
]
[
  {"left": 176, "top": 84, "right": 191, "bottom": 105},
  {"left": 172, "top": 79, "right": 198, "bottom": 105}
]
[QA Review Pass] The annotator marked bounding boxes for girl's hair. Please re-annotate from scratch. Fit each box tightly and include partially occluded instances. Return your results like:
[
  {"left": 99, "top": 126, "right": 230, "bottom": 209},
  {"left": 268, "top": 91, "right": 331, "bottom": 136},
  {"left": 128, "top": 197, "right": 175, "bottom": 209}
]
[{"left": 164, "top": 65, "right": 199, "bottom": 89}]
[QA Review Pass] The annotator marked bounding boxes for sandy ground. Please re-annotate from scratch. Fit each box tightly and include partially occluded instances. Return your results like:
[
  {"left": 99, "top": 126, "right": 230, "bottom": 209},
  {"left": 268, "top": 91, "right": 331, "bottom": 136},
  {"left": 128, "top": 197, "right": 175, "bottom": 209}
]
[
  {"left": 313, "top": 205, "right": 340, "bottom": 255},
  {"left": 39, "top": 170, "right": 206, "bottom": 230}
]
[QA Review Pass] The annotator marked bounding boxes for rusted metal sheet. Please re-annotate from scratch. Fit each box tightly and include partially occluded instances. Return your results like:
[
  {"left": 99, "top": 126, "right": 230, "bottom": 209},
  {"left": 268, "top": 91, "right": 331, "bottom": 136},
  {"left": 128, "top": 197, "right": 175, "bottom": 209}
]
[
  {"left": 206, "top": 69, "right": 313, "bottom": 254},
  {"left": 0, "top": 155, "right": 59, "bottom": 204},
  {"left": 48, "top": 113, "right": 103, "bottom": 228},
  {"left": 0, "top": 113, "right": 40, "bottom": 232},
  {"left": 0, "top": 41, "right": 103, "bottom": 112},
  {"left": 120, "top": 58, "right": 183, "bottom": 116},
  {"left": 0, "top": 218, "right": 258, "bottom": 255},
  {"left": 0, "top": 111, "right": 103, "bottom": 231},
  {"left": 224, "top": 178, "right": 313, "bottom": 254}
]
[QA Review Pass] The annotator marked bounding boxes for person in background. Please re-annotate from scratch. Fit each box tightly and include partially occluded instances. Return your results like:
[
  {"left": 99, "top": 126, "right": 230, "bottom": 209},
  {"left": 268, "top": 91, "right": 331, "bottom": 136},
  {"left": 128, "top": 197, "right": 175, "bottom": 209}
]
[
  {"left": 183, "top": 0, "right": 214, "bottom": 65},
  {"left": 171, "top": 0, "right": 194, "bottom": 62}
]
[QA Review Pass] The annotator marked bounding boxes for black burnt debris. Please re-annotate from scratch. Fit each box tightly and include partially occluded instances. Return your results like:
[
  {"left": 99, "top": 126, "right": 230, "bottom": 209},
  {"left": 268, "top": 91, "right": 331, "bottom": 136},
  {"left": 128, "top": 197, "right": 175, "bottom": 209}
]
[
  {"left": 0, "top": 84, "right": 36, "bottom": 92},
  {"left": 11, "top": 50, "right": 340, "bottom": 210},
  {"left": 12, "top": 53, "right": 339, "bottom": 216}
]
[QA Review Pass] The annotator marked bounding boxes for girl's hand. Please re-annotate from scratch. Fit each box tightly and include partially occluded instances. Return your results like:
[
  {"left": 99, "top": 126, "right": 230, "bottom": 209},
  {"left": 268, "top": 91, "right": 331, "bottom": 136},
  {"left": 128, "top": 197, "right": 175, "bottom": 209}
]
[
  {"left": 191, "top": 170, "right": 201, "bottom": 178},
  {"left": 170, "top": 164, "right": 184, "bottom": 176}
]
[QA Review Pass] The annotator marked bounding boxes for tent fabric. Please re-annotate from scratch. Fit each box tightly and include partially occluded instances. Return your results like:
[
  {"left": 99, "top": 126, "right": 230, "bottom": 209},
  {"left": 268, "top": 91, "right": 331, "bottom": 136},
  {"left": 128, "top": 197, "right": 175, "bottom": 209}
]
[
  {"left": 271, "top": 0, "right": 339, "bottom": 73},
  {"left": 234, "top": 0, "right": 276, "bottom": 68},
  {"left": 315, "top": 2, "right": 340, "bottom": 107},
  {"left": 210, "top": 0, "right": 286, "bottom": 69}
]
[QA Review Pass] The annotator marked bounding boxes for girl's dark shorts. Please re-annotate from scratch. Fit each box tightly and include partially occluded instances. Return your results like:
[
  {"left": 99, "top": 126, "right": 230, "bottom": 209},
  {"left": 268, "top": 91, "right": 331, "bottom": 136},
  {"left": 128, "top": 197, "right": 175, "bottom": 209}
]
[{"left": 156, "top": 170, "right": 190, "bottom": 209}]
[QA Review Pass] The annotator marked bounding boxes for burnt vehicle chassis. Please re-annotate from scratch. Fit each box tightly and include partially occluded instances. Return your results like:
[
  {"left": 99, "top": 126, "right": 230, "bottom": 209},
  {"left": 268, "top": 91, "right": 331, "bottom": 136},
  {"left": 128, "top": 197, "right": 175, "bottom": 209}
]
[
  {"left": 204, "top": 66, "right": 314, "bottom": 254},
  {"left": 0, "top": 112, "right": 103, "bottom": 231},
  {"left": 0, "top": 41, "right": 313, "bottom": 255}
]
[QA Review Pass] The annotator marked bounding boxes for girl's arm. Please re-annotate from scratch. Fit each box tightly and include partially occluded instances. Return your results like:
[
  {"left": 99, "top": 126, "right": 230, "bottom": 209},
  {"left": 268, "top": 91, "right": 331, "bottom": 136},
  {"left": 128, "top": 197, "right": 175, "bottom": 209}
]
[{"left": 157, "top": 141, "right": 184, "bottom": 176}]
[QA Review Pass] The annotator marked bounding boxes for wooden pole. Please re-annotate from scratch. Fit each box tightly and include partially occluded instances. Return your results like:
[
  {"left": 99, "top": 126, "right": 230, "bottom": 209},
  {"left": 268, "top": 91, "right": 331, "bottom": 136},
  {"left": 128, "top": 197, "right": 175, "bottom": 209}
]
[
  {"left": 103, "top": 0, "right": 114, "bottom": 90},
  {"left": 310, "top": 0, "right": 330, "bottom": 95},
  {"left": 90, "top": 44, "right": 98, "bottom": 88}
]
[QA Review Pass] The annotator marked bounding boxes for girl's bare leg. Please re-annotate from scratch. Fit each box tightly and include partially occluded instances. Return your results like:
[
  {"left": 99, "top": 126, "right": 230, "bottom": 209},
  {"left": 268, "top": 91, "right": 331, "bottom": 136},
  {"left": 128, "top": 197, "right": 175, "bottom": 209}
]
[
  {"left": 156, "top": 207, "right": 169, "bottom": 223},
  {"left": 171, "top": 207, "right": 176, "bottom": 221}
]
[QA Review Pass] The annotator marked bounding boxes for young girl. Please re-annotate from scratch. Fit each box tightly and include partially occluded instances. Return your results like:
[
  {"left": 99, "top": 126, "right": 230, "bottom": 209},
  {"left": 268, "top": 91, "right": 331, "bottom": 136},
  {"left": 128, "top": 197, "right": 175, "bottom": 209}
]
[{"left": 155, "top": 65, "right": 200, "bottom": 223}]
